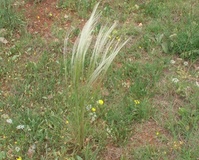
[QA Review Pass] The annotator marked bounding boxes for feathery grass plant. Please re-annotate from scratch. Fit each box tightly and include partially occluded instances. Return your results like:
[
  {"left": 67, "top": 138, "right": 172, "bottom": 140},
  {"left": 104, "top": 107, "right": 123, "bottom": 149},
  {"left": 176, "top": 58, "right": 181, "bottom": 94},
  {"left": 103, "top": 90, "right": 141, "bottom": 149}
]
[{"left": 64, "top": 3, "right": 129, "bottom": 150}]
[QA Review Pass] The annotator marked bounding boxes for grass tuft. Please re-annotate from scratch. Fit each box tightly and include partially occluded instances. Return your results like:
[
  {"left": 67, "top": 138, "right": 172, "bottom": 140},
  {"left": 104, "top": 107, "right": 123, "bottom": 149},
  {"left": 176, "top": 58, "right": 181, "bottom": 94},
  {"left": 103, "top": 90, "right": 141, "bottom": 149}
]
[{"left": 63, "top": 2, "right": 129, "bottom": 150}]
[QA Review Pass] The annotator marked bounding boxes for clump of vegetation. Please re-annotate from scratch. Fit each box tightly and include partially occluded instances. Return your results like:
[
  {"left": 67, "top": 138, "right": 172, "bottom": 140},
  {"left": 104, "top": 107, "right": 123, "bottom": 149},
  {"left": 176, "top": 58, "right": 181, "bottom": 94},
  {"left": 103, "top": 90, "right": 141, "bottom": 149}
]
[
  {"left": 63, "top": 2, "right": 129, "bottom": 151},
  {"left": 0, "top": 0, "right": 24, "bottom": 30},
  {"left": 57, "top": 0, "right": 97, "bottom": 17}
]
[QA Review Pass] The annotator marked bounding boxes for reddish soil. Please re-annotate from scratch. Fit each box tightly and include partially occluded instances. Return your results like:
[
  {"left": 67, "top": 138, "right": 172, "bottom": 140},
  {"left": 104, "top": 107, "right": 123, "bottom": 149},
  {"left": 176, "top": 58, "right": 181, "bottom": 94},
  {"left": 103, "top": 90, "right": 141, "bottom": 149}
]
[
  {"left": 130, "top": 120, "right": 172, "bottom": 147},
  {"left": 102, "top": 120, "right": 173, "bottom": 160},
  {"left": 104, "top": 144, "right": 123, "bottom": 160},
  {"left": 24, "top": 0, "right": 71, "bottom": 35}
]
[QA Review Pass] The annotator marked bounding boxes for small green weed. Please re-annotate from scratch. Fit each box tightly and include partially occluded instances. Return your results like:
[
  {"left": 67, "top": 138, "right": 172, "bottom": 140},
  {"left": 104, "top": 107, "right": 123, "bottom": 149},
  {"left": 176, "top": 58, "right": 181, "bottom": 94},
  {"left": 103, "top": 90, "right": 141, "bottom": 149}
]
[
  {"left": 153, "top": 1, "right": 199, "bottom": 60},
  {"left": 57, "top": 0, "right": 97, "bottom": 18},
  {"left": 140, "top": 0, "right": 163, "bottom": 18},
  {"left": 0, "top": 0, "right": 24, "bottom": 30}
]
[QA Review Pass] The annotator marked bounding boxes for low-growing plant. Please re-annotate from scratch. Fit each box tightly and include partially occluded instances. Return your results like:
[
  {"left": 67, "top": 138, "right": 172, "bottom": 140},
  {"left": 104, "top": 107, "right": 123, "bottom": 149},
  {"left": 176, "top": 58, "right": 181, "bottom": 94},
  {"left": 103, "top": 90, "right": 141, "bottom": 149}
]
[
  {"left": 57, "top": 0, "right": 97, "bottom": 18},
  {"left": 141, "top": 0, "right": 162, "bottom": 18},
  {"left": 154, "top": 1, "right": 199, "bottom": 60},
  {"left": 0, "top": 0, "right": 24, "bottom": 30},
  {"left": 158, "top": 28, "right": 199, "bottom": 60},
  {"left": 64, "top": 3, "right": 129, "bottom": 150}
]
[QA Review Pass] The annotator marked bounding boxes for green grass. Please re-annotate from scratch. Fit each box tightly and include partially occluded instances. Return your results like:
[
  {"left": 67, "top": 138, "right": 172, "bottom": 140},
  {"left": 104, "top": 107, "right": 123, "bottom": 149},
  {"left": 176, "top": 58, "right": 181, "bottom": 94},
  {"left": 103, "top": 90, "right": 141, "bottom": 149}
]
[
  {"left": 56, "top": 0, "right": 97, "bottom": 18},
  {"left": 0, "top": 0, "right": 24, "bottom": 30},
  {"left": 1, "top": 0, "right": 199, "bottom": 159}
]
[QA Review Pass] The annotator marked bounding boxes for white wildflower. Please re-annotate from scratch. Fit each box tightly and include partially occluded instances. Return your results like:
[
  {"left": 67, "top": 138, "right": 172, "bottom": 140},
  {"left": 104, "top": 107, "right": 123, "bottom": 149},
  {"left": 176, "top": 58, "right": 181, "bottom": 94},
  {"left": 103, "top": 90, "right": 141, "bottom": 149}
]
[
  {"left": 15, "top": 147, "right": 20, "bottom": 152},
  {"left": 86, "top": 104, "right": 92, "bottom": 111},
  {"left": 6, "top": 119, "right": 13, "bottom": 124},
  {"left": 106, "top": 127, "right": 112, "bottom": 134},
  {"left": 170, "top": 60, "right": 176, "bottom": 64},
  {"left": 172, "top": 78, "right": 179, "bottom": 83},
  {"left": 183, "top": 61, "right": 188, "bottom": 66},
  {"left": 196, "top": 81, "right": 199, "bottom": 87},
  {"left": 122, "top": 81, "right": 127, "bottom": 87},
  {"left": 89, "top": 112, "right": 97, "bottom": 122},
  {"left": 91, "top": 114, "right": 97, "bottom": 122},
  {"left": 16, "top": 125, "right": 25, "bottom": 130}
]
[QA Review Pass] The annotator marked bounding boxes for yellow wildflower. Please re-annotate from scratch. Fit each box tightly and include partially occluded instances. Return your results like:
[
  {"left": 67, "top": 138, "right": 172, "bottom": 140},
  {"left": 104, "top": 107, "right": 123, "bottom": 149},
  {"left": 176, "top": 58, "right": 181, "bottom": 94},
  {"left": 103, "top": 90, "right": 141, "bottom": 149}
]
[
  {"left": 156, "top": 131, "right": 160, "bottom": 136},
  {"left": 16, "top": 156, "right": 22, "bottom": 160},
  {"left": 49, "top": 13, "right": 53, "bottom": 17},
  {"left": 91, "top": 108, "right": 96, "bottom": 112},
  {"left": 179, "top": 141, "right": 183, "bottom": 145},
  {"left": 134, "top": 100, "right": 140, "bottom": 105},
  {"left": 173, "top": 143, "right": 178, "bottom": 149},
  {"left": 97, "top": 100, "right": 104, "bottom": 105},
  {"left": 116, "top": 37, "right": 120, "bottom": 41},
  {"left": 66, "top": 120, "right": 69, "bottom": 124}
]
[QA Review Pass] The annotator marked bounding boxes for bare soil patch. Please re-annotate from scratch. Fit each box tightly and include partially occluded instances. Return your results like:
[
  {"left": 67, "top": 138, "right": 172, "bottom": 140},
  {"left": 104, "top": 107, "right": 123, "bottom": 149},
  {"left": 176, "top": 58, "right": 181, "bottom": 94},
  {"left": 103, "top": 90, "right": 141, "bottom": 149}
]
[
  {"left": 24, "top": 0, "right": 69, "bottom": 35},
  {"left": 130, "top": 120, "right": 172, "bottom": 148}
]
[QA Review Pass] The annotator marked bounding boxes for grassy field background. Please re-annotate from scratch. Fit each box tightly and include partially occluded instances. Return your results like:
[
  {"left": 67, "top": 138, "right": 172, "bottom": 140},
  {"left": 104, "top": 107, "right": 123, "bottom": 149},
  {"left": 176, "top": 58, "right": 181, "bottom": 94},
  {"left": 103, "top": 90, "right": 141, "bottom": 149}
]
[{"left": 0, "top": 0, "right": 199, "bottom": 159}]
